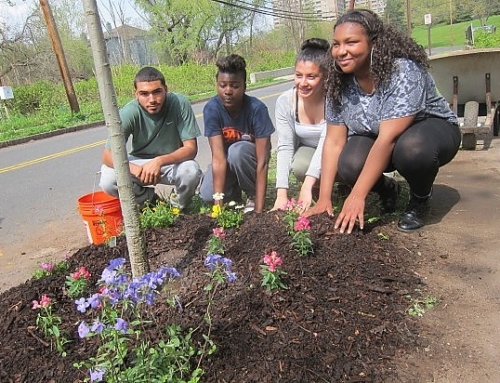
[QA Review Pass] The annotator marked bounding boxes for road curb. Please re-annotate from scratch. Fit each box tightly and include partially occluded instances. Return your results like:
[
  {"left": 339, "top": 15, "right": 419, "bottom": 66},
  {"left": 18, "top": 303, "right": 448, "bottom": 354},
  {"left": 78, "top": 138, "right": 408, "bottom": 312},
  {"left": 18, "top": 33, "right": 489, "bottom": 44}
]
[
  {"left": 0, "top": 121, "right": 105, "bottom": 149},
  {"left": 0, "top": 78, "right": 293, "bottom": 150}
]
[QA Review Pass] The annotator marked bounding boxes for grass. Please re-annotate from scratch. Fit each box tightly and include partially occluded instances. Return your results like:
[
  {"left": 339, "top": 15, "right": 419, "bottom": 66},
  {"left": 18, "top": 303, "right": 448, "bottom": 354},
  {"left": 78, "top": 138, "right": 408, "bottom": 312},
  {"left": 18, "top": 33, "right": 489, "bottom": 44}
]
[{"left": 411, "top": 14, "right": 500, "bottom": 48}]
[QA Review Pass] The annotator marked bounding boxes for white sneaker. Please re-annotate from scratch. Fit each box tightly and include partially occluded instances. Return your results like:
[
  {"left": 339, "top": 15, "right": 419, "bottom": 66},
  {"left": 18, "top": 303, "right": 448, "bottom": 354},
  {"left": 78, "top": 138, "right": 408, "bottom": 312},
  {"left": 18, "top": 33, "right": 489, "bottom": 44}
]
[{"left": 243, "top": 197, "right": 255, "bottom": 213}]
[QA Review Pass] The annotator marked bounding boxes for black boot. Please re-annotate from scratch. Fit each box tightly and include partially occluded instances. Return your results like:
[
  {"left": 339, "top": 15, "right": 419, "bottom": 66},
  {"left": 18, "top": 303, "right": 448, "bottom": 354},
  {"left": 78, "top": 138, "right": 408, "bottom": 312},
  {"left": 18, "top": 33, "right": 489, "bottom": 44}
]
[
  {"left": 397, "top": 192, "right": 431, "bottom": 232},
  {"left": 378, "top": 177, "right": 400, "bottom": 215}
]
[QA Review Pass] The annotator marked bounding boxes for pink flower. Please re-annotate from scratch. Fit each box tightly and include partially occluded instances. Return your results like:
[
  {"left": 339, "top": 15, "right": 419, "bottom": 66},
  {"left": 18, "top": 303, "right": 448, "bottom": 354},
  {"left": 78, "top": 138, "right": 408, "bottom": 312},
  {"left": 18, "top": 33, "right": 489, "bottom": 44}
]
[
  {"left": 212, "top": 227, "right": 226, "bottom": 239},
  {"left": 263, "top": 251, "right": 283, "bottom": 272},
  {"left": 32, "top": 294, "right": 51, "bottom": 309},
  {"left": 40, "top": 294, "right": 51, "bottom": 307},
  {"left": 294, "top": 216, "right": 311, "bottom": 231},
  {"left": 71, "top": 266, "right": 91, "bottom": 280},
  {"left": 284, "top": 198, "right": 297, "bottom": 211},
  {"left": 40, "top": 262, "right": 53, "bottom": 272}
]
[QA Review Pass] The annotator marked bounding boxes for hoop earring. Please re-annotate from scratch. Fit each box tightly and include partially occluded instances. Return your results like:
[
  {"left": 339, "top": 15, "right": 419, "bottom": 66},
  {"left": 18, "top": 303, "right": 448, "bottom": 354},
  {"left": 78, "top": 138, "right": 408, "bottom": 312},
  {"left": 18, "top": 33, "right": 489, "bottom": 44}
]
[
  {"left": 370, "top": 47, "right": 374, "bottom": 68},
  {"left": 333, "top": 60, "right": 343, "bottom": 74}
]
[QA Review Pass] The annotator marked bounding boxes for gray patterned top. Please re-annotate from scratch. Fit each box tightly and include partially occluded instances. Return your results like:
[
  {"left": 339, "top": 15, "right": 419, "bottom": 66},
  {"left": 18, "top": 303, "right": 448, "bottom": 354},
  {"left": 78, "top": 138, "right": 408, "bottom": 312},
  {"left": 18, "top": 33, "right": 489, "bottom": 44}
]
[{"left": 326, "top": 58, "right": 458, "bottom": 136}]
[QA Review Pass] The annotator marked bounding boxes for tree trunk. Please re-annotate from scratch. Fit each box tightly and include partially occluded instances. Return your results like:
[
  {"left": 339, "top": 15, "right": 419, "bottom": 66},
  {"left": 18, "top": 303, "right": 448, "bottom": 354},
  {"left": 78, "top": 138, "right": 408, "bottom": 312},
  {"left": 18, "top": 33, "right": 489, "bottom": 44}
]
[{"left": 81, "top": 0, "right": 149, "bottom": 277}]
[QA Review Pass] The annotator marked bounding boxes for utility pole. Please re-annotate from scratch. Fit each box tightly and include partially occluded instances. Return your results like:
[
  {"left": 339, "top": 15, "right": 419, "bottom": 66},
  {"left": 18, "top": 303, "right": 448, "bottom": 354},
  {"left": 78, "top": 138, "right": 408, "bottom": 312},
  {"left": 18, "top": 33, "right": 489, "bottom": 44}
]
[
  {"left": 39, "top": 0, "right": 80, "bottom": 113},
  {"left": 449, "top": 0, "right": 454, "bottom": 46},
  {"left": 406, "top": 0, "right": 412, "bottom": 36}
]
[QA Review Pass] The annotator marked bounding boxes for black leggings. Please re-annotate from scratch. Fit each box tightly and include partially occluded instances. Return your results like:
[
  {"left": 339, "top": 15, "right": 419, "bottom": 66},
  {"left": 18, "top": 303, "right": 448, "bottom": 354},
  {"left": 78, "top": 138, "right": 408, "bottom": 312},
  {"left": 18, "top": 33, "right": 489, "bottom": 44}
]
[{"left": 337, "top": 118, "right": 461, "bottom": 197}]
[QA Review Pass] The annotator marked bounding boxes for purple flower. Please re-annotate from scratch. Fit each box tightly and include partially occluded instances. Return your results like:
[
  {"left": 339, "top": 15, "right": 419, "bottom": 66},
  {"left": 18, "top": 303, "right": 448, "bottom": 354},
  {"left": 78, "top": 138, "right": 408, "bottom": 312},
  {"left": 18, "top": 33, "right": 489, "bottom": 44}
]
[
  {"left": 100, "top": 268, "right": 117, "bottom": 284},
  {"left": 89, "top": 368, "right": 105, "bottom": 382},
  {"left": 226, "top": 271, "right": 237, "bottom": 282},
  {"left": 204, "top": 254, "right": 223, "bottom": 270},
  {"left": 91, "top": 320, "right": 105, "bottom": 334},
  {"left": 75, "top": 297, "right": 89, "bottom": 313},
  {"left": 78, "top": 321, "right": 90, "bottom": 338},
  {"left": 204, "top": 254, "right": 237, "bottom": 283},
  {"left": 108, "top": 257, "right": 126, "bottom": 270},
  {"left": 114, "top": 318, "right": 128, "bottom": 332},
  {"left": 88, "top": 293, "right": 101, "bottom": 309}
]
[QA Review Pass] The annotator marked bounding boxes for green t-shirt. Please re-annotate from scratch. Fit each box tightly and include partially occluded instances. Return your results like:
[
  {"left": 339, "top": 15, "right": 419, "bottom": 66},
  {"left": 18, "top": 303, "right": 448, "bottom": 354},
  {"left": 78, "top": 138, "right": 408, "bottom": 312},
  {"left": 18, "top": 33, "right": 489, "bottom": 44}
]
[{"left": 106, "top": 92, "right": 201, "bottom": 159}]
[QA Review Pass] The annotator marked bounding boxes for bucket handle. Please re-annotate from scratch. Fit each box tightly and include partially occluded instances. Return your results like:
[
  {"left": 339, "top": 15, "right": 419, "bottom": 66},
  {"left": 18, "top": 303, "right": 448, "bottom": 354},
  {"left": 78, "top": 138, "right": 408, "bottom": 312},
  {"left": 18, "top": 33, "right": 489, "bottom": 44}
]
[{"left": 91, "top": 170, "right": 101, "bottom": 211}]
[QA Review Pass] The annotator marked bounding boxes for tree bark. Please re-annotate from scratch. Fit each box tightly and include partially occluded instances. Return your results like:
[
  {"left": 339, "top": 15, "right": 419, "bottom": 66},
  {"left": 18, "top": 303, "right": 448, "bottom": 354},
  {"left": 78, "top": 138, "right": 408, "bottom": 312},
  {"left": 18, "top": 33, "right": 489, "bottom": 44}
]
[{"left": 82, "top": 0, "right": 149, "bottom": 277}]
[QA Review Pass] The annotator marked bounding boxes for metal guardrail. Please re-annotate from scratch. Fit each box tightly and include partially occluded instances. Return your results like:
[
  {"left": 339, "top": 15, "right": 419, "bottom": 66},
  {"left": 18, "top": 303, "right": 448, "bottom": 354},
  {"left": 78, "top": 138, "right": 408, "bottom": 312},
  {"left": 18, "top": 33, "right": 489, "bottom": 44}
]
[{"left": 249, "top": 67, "right": 294, "bottom": 83}]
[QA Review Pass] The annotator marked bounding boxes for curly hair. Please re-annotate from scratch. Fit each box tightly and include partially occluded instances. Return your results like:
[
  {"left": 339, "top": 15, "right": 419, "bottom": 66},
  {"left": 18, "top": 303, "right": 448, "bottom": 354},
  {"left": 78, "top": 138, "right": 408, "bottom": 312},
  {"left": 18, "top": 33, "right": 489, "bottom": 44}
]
[
  {"left": 215, "top": 54, "right": 247, "bottom": 83},
  {"left": 327, "top": 9, "right": 429, "bottom": 106}
]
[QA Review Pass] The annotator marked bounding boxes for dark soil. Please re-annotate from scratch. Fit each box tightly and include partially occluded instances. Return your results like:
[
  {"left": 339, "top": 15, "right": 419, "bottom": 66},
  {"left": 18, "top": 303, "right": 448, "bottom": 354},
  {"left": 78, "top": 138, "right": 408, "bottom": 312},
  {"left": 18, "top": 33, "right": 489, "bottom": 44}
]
[{"left": 0, "top": 211, "right": 425, "bottom": 383}]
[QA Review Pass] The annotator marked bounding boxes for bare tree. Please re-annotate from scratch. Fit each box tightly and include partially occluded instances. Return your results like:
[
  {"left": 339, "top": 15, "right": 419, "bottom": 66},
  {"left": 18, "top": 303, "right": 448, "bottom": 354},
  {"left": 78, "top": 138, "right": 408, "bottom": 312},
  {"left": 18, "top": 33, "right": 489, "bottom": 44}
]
[{"left": 82, "top": 0, "right": 149, "bottom": 278}]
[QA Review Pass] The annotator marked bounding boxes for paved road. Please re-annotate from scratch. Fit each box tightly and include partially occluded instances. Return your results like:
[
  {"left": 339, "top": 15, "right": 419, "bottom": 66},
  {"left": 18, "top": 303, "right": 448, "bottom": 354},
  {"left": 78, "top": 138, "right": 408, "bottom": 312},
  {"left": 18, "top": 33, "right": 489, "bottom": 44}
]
[{"left": 0, "top": 81, "right": 292, "bottom": 290}]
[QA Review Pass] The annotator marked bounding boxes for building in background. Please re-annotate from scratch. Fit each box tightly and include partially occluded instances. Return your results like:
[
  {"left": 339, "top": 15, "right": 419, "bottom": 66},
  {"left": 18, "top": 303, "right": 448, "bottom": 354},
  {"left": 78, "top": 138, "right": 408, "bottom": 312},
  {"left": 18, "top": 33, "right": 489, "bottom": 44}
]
[
  {"left": 103, "top": 24, "right": 158, "bottom": 66},
  {"left": 351, "top": 0, "right": 387, "bottom": 16},
  {"left": 273, "top": 0, "right": 346, "bottom": 27},
  {"left": 273, "top": 0, "right": 387, "bottom": 27}
]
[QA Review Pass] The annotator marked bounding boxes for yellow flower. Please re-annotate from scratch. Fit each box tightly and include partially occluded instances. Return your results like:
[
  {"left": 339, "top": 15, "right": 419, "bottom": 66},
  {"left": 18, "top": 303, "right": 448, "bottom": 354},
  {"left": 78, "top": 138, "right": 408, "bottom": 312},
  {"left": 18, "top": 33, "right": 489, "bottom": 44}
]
[
  {"left": 171, "top": 207, "right": 181, "bottom": 215},
  {"left": 211, "top": 205, "right": 222, "bottom": 218}
]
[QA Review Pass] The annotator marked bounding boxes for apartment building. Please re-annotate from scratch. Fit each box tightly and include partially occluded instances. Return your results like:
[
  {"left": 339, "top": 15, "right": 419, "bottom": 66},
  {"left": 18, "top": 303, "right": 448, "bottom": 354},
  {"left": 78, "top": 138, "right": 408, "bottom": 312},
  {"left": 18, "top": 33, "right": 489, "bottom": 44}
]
[
  {"left": 273, "top": 0, "right": 346, "bottom": 26},
  {"left": 351, "top": 0, "right": 387, "bottom": 16},
  {"left": 273, "top": 0, "right": 386, "bottom": 27}
]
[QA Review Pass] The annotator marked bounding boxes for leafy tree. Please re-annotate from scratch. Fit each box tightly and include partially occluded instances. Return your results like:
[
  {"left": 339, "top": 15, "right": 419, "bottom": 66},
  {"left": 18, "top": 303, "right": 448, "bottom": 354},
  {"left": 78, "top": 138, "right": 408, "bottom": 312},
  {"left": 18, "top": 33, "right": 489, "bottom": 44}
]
[
  {"left": 133, "top": 0, "right": 213, "bottom": 64},
  {"left": 384, "top": 0, "right": 406, "bottom": 32}
]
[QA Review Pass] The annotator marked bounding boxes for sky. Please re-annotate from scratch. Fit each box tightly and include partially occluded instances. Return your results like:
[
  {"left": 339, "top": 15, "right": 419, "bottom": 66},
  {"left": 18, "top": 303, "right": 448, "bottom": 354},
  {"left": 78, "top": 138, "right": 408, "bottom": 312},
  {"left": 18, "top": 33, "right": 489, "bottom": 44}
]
[
  {"left": 0, "top": 0, "right": 144, "bottom": 31},
  {"left": 0, "top": 0, "right": 32, "bottom": 26}
]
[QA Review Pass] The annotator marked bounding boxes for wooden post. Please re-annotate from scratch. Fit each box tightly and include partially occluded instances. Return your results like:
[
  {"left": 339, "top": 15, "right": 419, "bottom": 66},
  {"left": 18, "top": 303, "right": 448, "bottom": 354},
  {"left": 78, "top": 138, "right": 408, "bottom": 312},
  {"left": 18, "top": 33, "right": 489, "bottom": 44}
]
[
  {"left": 348, "top": 0, "right": 355, "bottom": 10},
  {"left": 39, "top": 0, "right": 80, "bottom": 113},
  {"left": 406, "top": 0, "right": 412, "bottom": 36}
]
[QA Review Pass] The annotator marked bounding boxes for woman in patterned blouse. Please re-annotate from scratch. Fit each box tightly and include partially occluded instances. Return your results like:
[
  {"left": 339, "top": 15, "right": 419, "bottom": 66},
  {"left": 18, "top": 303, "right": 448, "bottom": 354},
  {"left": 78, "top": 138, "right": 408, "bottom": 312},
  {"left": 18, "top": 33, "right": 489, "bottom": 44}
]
[{"left": 305, "top": 9, "right": 461, "bottom": 233}]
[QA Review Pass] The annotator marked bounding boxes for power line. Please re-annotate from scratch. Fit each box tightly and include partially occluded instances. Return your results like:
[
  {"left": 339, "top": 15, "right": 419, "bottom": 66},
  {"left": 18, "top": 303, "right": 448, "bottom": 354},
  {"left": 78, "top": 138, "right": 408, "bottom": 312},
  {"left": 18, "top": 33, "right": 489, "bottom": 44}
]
[{"left": 209, "top": 0, "right": 334, "bottom": 22}]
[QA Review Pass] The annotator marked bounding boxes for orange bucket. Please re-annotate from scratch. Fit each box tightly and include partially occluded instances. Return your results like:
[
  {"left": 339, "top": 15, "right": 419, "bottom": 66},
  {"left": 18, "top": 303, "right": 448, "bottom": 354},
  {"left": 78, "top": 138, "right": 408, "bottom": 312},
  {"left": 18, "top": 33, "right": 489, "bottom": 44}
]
[{"left": 77, "top": 191, "right": 123, "bottom": 245}]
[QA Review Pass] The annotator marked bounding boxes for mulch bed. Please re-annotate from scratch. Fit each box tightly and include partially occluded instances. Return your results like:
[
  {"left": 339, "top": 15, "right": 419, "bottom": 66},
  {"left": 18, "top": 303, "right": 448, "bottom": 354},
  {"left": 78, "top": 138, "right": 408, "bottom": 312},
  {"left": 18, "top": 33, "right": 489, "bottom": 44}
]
[{"left": 0, "top": 211, "right": 425, "bottom": 382}]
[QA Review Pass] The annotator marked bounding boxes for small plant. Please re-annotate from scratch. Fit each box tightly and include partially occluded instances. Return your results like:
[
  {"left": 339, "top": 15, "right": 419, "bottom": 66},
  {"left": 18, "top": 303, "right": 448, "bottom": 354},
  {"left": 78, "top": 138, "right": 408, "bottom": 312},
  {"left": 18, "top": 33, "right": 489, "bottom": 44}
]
[
  {"left": 74, "top": 256, "right": 236, "bottom": 382},
  {"left": 32, "top": 294, "right": 70, "bottom": 357},
  {"left": 377, "top": 232, "right": 389, "bottom": 240},
  {"left": 206, "top": 227, "right": 226, "bottom": 255},
  {"left": 283, "top": 198, "right": 302, "bottom": 234},
  {"left": 210, "top": 194, "right": 244, "bottom": 228},
  {"left": 200, "top": 254, "right": 237, "bottom": 370},
  {"left": 32, "top": 259, "right": 69, "bottom": 279},
  {"left": 140, "top": 200, "right": 180, "bottom": 229},
  {"left": 74, "top": 257, "right": 206, "bottom": 382},
  {"left": 291, "top": 216, "right": 314, "bottom": 256},
  {"left": 407, "top": 296, "right": 438, "bottom": 317},
  {"left": 260, "top": 251, "right": 287, "bottom": 291},
  {"left": 65, "top": 266, "right": 91, "bottom": 299}
]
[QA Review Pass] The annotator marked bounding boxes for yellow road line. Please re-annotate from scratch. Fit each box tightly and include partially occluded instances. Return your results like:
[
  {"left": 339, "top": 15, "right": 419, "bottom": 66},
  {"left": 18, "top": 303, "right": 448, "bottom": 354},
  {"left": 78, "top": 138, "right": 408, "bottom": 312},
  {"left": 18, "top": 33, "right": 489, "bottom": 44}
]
[
  {"left": 0, "top": 90, "right": 284, "bottom": 174},
  {"left": 0, "top": 140, "right": 106, "bottom": 174}
]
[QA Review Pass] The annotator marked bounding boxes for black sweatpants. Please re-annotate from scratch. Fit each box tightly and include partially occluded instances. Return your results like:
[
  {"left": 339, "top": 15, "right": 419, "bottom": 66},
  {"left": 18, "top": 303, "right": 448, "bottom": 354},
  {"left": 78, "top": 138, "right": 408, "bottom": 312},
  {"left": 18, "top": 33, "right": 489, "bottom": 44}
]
[{"left": 336, "top": 118, "right": 462, "bottom": 197}]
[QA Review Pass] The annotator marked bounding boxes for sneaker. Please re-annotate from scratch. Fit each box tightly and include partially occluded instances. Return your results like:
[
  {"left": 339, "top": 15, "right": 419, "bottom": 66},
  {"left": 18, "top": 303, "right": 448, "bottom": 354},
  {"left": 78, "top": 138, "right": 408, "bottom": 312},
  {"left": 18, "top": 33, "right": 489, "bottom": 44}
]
[
  {"left": 379, "top": 178, "right": 400, "bottom": 215},
  {"left": 243, "top": 197, "right": 255, "bottom": 214},
  {"left": 397, "top": 192, "right": 431, "bottom": 232}
]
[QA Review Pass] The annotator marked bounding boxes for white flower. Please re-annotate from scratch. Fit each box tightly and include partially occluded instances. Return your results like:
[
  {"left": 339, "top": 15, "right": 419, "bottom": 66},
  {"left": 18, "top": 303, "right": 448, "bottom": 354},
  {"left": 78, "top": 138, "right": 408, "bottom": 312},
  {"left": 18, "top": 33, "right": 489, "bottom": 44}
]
[{"left": 212, "top": 192, "right": 225, "bottom": 201}]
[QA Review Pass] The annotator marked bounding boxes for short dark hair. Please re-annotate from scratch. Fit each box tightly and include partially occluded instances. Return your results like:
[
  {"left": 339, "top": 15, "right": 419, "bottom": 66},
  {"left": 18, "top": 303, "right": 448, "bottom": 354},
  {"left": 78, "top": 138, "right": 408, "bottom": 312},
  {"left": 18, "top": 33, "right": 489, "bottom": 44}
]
[
  {"left": 296, "top": 38, "right": 330, "bottom": 75},
  {"left": 134, "top": 67, "right": 166, "bottom": 89},
  {"left": 215, "top": 54, "right": 247, "bottom": 82}
]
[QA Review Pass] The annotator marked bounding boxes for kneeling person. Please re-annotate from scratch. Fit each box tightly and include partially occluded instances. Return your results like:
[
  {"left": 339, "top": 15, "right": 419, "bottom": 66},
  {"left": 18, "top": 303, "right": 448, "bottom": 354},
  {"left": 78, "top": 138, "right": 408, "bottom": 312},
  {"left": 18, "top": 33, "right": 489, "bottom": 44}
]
[
  {"left": 99, "top": 66, "right": 202, "bottom": 209},
  {"left": 200, "top": 54, "right": 275, "bottom": 213}
]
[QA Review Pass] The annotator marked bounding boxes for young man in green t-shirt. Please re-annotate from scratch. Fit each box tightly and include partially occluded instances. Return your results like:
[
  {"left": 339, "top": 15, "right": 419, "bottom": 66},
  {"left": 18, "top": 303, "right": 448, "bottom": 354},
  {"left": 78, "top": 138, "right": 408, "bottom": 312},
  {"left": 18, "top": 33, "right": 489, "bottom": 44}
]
[{"left": 99, "top": 67, "right": 202, "bottom": 209}]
